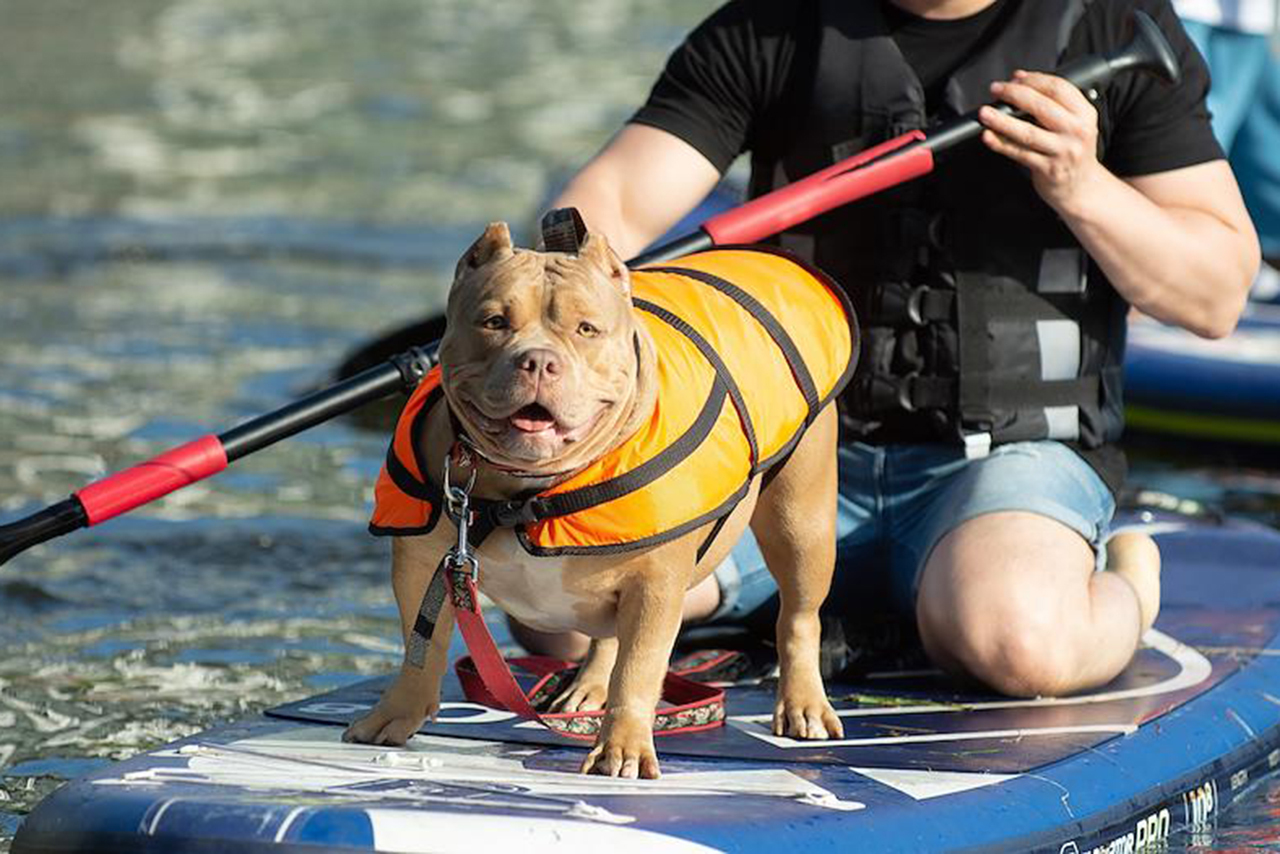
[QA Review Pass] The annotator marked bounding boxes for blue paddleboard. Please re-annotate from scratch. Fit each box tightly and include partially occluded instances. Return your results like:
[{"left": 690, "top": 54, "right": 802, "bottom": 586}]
[{"left": 13, "top": 511, "right": 1280, "bottom": 853}]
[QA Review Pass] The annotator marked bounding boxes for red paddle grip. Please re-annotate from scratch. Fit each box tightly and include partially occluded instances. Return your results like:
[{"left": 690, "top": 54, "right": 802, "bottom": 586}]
[
  {"left": 76, "top": 435, "right": 228, "bottom": 526},
  {"left": 703, "top": 130, "right": 933, "bottom": 245}
]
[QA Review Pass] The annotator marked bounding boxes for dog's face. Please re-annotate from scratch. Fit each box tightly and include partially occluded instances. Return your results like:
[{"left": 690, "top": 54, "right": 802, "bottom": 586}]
[{"left": 439, "top": 222, "right": 643, "bottom": 474}]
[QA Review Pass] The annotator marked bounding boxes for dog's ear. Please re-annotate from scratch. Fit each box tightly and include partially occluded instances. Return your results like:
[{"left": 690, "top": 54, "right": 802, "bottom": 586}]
[
  {"left": 580, "top": 230, "right": 631, "bottom": 297},
  {"left": 456, "top": 222, "right": 514, "bottom": 279}
]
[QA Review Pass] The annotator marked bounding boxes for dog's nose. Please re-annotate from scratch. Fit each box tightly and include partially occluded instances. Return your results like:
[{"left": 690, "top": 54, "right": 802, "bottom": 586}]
[{"left": 517, "top": 348, "right": 561, "bottom": 378}]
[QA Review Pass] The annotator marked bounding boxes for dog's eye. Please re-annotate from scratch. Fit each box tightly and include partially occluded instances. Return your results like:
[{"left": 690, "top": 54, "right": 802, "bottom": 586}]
[
  {"left": 577, "top": 321, "right": 600, "bottom": 338},
  {"left": 480, "top": 315, "right": 508, "bottom": 331}
]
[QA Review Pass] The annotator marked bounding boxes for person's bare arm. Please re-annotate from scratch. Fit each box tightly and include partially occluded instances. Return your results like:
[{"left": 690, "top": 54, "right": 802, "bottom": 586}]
[
  {"left": 980, "top": 70, "right": 1259, "bottom": 339},
  {"left": 548, "top": 124, "right": 722, "bottom": 260}
]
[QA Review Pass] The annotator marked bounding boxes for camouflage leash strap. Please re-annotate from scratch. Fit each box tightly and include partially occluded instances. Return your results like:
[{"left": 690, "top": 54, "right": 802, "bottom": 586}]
[{"left": 405, "top": 455, "right": 477, "bottom": 669}]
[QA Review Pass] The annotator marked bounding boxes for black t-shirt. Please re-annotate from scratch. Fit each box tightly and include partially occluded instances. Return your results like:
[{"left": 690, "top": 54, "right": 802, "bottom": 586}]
[
  {"left": 883, "top": 0, "right": 1013, "bottom": 111},
  {"left": 629, "top": 0, "right": 1222, "bottom": 492},
  {"left": 633, "top": 0, "right": 1220, "bottom": 179}
]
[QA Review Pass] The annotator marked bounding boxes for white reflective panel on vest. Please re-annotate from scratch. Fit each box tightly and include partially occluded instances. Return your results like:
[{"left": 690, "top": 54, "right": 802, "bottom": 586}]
[
  {"left": 1038, "top": 248, "right": 1087, "bottom": 294},
  {"left": 1037, "top": 318, "right": 1082, "bottom": 441}
]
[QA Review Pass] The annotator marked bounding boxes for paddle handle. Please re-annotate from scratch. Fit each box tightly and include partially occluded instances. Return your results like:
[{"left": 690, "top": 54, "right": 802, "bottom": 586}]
[{"left": 918, "top": 9, "right": 1180, "bottom": 154}]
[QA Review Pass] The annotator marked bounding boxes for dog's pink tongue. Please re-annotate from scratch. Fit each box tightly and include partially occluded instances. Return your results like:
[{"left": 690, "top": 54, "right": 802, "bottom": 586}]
[{"left": 509, "top": 404, "right": 556, "bottom": 433}]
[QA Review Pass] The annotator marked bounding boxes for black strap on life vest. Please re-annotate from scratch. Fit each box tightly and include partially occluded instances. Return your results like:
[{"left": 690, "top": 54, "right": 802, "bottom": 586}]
[
  {"left": 642, "top": 266, "right": 822, "bottom": 424},
  {"left": 772, "top": 0, "right": 1117, "bottom": 448},
  {"left": 376, "top": 367, "right": 731, "bottom": 550}
]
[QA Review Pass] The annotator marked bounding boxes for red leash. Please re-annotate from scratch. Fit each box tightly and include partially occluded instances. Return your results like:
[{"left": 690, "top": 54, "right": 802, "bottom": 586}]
[{"left": 448, "top": 567, "right": 726, "bottom": 739}]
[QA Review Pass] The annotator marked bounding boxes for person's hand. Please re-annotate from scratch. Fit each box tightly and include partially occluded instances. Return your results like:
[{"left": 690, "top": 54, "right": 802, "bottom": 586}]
[{"left": 978, "top": 70, "right": 1103, "bottom": 216}]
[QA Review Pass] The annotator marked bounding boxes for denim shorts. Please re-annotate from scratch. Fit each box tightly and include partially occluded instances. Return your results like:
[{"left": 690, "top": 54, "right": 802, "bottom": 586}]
[{"left": 708, "top": 440, "right": 1117, "bottom": 623}]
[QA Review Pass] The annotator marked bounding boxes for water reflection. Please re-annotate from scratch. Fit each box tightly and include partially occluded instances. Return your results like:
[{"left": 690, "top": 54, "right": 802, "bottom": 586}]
[{"left": 3, "top": 0, "right": 696, "bottom": 222}]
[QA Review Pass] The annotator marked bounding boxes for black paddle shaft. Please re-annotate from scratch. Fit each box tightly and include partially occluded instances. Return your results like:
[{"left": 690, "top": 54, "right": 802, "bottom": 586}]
[
  {"left": 220, "top": 346, "right": 437, "bottom": 461},
  {"left": 630, "top": 11, "right": 1178, "bottom": 266}
]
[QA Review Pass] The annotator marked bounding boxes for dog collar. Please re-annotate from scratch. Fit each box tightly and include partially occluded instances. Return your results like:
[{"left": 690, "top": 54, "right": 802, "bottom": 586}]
[{"left": 449, "top": 431, "right": 577, "bottom": 482}]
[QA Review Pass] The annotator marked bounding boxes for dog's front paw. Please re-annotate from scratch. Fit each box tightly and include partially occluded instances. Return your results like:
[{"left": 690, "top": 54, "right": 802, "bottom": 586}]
[
  {"left": 343, "top": 676, "right": 438, "bottom": 746},
  {"left": 579, "top": 714, "right": 660, "bottom": 779},
  {"left": 773, "top": 681, "right": 844, "bottom": 740}
]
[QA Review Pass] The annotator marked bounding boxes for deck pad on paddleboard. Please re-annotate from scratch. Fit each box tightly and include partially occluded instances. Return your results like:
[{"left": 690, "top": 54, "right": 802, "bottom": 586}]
[
  {"left": 265, "top": 519, "right": 1272, "bottom": 772},
  {"left": 267, "top": 627, "right": 1215, "bottom": 773}
]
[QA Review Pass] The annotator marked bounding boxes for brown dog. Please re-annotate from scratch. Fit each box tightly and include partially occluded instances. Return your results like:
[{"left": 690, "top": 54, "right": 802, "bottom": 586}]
[{"left": 343, "top": 221, "right": 848, "bottom": 778}]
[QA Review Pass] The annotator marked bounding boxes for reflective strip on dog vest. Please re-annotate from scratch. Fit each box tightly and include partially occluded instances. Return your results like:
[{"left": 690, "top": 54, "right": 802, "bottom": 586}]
[{"left": 368, "top": 246, "right": 858, "bottom": 553}]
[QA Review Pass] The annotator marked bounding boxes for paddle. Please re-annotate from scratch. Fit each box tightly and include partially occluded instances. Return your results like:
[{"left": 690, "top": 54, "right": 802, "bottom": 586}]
[{"left": 0, "top": 12, "right": 1178, "bottom": 566}]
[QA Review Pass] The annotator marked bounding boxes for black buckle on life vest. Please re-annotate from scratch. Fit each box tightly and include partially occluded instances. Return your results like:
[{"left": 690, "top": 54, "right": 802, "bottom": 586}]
[
  {"left": 865, "top": 372, "right": 920, "bottom": 413},
  {"left": 869, "top": 279, "right": 956, "bottom": 327},
  {"left": 863, "top": 372, "right": 954, "bottom": 414},
  {"left": 881, "top": 209, "right": 947, "bottom": 254},
  {"left": 486, "top": 497, "right": 548, "bottom": 528},
  {"left": 895, "top": 371, "right": 921, "bottom": 413}
]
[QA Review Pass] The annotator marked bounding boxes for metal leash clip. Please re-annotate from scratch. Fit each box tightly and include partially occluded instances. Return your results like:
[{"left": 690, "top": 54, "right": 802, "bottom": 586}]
[{"left": 442, "top": 454, "right": 480, "bottom": 582}]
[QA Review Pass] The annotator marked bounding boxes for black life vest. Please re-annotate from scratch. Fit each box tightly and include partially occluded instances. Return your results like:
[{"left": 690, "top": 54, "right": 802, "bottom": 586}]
[{"left": 753, "top": 0, "right": 1127, "bottom": 453}]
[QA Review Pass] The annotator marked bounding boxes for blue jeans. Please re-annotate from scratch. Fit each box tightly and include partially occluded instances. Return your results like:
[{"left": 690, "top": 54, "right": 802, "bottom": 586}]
[{"left": 709, "top": 440, "right": 1116, "bottom": 624}]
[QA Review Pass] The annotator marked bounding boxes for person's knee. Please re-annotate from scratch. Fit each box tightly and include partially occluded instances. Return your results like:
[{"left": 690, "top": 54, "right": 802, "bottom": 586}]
[
  {"left": 916, "top": 509, "right": 1104, "bottom": 697},
  {"left": 967, "top": 616, "right": 1078, "bottom": 698},
  {"left": 918, "top": 591, "right": 1078, "bottom": 698},
  {"left": 682, "top": 573, "right": 722, "bottom": 623},
  {"left": 506, "top": 616, "right": 591, "bottom": 661}
]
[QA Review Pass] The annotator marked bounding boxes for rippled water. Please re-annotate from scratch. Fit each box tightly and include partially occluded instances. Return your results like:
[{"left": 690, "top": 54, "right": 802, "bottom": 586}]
[{"left": 1, "top": 1, "right": 1278, "bottom": 850}]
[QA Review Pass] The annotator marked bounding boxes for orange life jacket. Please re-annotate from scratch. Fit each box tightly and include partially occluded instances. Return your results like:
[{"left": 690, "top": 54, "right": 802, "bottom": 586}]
[{"left": 369, "top": 246, "right": 858, "bottom": 555}]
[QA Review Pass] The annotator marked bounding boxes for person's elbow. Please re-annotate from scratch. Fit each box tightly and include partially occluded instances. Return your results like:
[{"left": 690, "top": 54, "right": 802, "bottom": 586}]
[
  {"left": 1193, "top": 225, "right": 1260, "bottom": 340},
  {"left": 1127, "top": 161, "right": 1260, "bottom": 339},
  {"left": 1193, "top": 297, "right": 1246, "bottom": 341}
]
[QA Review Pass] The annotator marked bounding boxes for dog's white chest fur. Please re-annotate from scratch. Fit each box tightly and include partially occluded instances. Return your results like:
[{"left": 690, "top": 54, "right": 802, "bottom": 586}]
[{"left": 473, "top": 531, "right": 609, "bottom": 636}]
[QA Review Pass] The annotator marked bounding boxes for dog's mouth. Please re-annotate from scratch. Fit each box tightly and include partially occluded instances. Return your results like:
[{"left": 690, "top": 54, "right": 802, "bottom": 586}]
[
  {"left": 460, "top": 397, "right": 563, "bottom": 437},
  {"left": 508, "top": 403, "right": 557, "bottom": 434},
  {"left": 455, "top": 393, "right": 613, "bottom": 466}
]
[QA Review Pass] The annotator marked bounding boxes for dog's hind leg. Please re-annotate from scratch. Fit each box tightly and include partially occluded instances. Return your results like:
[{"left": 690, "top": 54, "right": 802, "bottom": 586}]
[
  {"left": 550, "top": 637, "right": 617, "bottom": 713},
  {"left": 749, "top": 403, "right": 844, "bottom": 740}
]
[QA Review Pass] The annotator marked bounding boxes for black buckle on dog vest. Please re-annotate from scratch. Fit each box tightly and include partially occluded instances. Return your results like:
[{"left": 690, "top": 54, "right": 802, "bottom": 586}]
[{"left": 485, "top": 497, "right": 550, "bottom": 528}]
